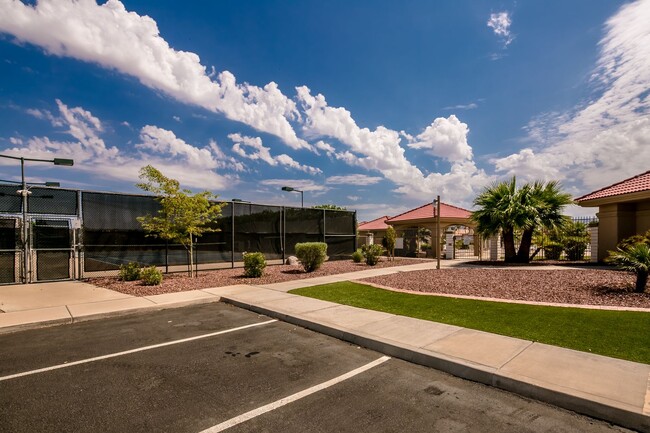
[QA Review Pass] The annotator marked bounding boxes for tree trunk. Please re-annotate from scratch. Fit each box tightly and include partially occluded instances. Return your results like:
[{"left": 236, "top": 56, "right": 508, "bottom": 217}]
[
  {"left": 502, "top": 228, "right": 517, "bottom": 262},
  {"left": 188, "top": 236, "right": 195, "bottom": 278},
  {"left": 636, "top": 271, "right": 648, "bottom": 293},
  {"left": 516, "top": 229, "right": 534, "bottom": 263}
]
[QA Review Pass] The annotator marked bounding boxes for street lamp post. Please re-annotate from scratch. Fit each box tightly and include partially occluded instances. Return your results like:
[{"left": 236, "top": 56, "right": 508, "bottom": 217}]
[
  {"left": 0, "top": 154, "right": 73, "bottom": 283},
  {"left": 434, "top": 195, "right": 441, "bottom": 270},
  {"left": 281, "top": 186, "right": 304, "bottom": 208}
]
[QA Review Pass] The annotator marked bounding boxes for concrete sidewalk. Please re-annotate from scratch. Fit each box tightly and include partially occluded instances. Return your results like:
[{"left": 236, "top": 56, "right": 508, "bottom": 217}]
[{"left": 0, "top": 262, "right": 648, "bottom": 432}]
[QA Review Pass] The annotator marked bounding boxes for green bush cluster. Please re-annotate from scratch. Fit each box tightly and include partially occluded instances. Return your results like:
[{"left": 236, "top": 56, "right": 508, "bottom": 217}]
[
  {"left": 295, "top": 242, "right": 328, "bottom": 272},
  {"left": 243, "top": 252, "right": 267, "bottom": 278},
  {"left": 351, "top": 249, "right": 364, "bottom": 263},
  {"left": 544, "top": 242, "right": 564, "bottom": 260},
  {"left": 118, "top": 262, "right": 162, "bottom": 285},
  {"left": 119, "top": 262, "right": 141, "bottom": 281},
  {"left": 140, "top": 266, "right": 163, "bottom": 285},
  {"left": 539, "top": 220, "right": 590, "bottom": 261},
  {"left": 362, "top": 243, "right": 385, "bottom": 266}
]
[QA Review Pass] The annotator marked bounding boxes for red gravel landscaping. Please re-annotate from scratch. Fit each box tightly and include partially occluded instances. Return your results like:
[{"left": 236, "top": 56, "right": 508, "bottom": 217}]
[
  {"left": 88, "top": 258, "right": 650, "bottom": 309},
  {"left": 360, "top": 268, "right": 650, "bottom": 309},
  {"left": 87, "top": 258, "right": 429, "bottom": 297}
]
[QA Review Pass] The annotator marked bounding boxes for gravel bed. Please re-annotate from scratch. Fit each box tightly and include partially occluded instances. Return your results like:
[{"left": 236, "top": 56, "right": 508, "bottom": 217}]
[
  {"left": 89, "top": 258, "right": 650, "bottom": 308},
  {"left": 88, "top": 258, "right": 429, "bottom": 297},
  {"left": 360, "top": 269, "right": 650, "bottom": 308}
]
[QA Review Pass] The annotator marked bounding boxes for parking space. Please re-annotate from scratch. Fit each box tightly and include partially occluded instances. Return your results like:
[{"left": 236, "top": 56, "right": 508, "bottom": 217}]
[{"left": 0, "top": 303, "right": 630, "bottom": 433}]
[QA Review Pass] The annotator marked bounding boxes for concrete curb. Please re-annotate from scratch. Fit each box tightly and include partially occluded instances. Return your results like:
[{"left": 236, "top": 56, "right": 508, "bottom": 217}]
[
  {"left": 0, "top": 296, "right": 221, "bottom": 334},
  {"left": 222, "top": 296, "right": 650, "bottom": 433}
]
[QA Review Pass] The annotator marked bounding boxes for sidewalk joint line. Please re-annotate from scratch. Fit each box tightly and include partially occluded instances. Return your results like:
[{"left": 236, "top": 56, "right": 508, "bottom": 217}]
[
  {"left": 0, "top": 319, "right": 277, "bottom": 382},
  {"left": 199, "top": 355, "right": 391, "bottom": 433}
]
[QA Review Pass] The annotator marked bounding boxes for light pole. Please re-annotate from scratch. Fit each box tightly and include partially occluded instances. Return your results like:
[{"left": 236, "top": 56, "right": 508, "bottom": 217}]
[
  {"left": 281, "top": 186, "right": 304, "bottom": 208},
  {"left": 434, "top": 195, "right": 441, "bottom": 270},
  {"left": 0, "top": 154, "right": 73, "bottom": 283}
]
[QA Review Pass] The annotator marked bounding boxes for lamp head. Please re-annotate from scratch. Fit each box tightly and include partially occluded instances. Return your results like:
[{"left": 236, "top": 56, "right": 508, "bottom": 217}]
[
  {"left": 53, "top": 158, "right": 74, "bottom": 166},
  {"left": 281, "top": 186, "right": 294, "bottom": 192}
]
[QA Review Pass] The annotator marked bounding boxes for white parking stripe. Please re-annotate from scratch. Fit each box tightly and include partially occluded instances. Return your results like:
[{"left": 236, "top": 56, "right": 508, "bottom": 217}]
[
  {"left": 200, "top": 355, "right": 391, "bottom": 433},
  {"left": 0, "top": 319, "right": 277, "bottom": 382}
]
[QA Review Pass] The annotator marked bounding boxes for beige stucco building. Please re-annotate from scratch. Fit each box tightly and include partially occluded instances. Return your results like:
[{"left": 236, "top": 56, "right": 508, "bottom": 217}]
[{"left": 576, "top": 170, "right": 650, "bottom": 262}]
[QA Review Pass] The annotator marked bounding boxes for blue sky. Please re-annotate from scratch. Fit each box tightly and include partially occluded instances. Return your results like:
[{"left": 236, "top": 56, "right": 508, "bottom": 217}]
[{"left": 1, "top": 0, "right": 649, "bottom": 221}]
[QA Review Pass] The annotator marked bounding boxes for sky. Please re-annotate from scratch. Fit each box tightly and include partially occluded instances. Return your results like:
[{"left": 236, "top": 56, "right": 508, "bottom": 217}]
[{"left": 0, "top": 0, "right": 649, "bottom": 222}]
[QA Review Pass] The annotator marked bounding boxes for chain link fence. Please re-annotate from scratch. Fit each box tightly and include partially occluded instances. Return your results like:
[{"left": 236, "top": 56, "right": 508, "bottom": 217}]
[{"left": 0, "top": 185, "right": 357, "bottom": 283}]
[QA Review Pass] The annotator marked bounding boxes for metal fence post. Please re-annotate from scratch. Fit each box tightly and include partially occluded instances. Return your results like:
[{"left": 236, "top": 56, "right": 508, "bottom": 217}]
[
  {"left": 231, "top": 201, "right": 235, "bottom": 268},
  {"left": 165, "top": 240, "right": 169, "bottom": 274},
  {"left": 323, "top": 209, "right": 326, "bottom": 243}
]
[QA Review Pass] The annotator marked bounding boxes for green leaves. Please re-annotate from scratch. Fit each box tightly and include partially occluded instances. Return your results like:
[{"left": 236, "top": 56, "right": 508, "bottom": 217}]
[
  {"left": 471, "top": 177, "right": 573, "bottom": 262},
  {"left": 135, "top": 165, "right": 223, "bottom": 277},
  {"left": 607, "top": 243, "right": 650, "bottom": 292}
]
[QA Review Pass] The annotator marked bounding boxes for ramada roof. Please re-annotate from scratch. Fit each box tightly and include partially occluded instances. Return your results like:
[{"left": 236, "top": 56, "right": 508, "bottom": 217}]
[
  {"left": 386, "top": 202, "right": 471, "bottom": 223},
  {"left": 575, "top": 170, "right": 650, "bottom": 202},
  {"left": 357, "top": 215, "right": 389, "bottom": 231}
]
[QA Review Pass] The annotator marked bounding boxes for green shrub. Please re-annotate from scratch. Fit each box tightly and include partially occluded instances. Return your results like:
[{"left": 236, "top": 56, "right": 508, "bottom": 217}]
[
  {"left": 564, "top": 239, "right": 587, "bottom": 260},
  {"left": 119, "top": 262, "right": 141, "bottom": 281},
  {"left": 351, "top": 249, "right": 364, "bottom": 263},
  {"left": 420, "top": 243, "right": 430, "bottom": 252},
  {"left": 362, "top": 243, "right": 385, "bottom": 266},
  {"left": 295, "top": 242, "right": 328, "bottom": 272},
  {"left": 544, "top": 242, "right": 563, "bottom": 260},
  {"left": 140, "top": 266, "right": 163, "bottom": 285},
  {"left": 243, "top": 252, "right": 267, "bottom": 278}
]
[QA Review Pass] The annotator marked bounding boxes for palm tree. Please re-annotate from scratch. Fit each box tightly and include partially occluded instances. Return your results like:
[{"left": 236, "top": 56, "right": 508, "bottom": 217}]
[
  {"left": 472, "top": 177, "right": 572, "bottom": 263},
  {"left": 515, "top": 180, "right": 573, "bottom": 262},
  {"left": 607, "top": 243, "right": 650, "bottom": 293}
]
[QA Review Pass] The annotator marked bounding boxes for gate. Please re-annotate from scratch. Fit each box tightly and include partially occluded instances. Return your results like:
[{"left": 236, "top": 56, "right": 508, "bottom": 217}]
[
  {"left": 31, "top": 218, "right": 75, "bottom": 282},
  {"left": 0, "top": 218, "right": 20, "bottom": 284},
  {"left": 452, "top": 234, "right": 478, "bottom": 259}
]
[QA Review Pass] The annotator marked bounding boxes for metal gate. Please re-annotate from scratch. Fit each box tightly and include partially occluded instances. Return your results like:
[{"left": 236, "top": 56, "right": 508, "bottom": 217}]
[
  {"left": 452, "top": 234, "right": 478, "bottom": 259},
  {"left": 30, "top": 218, "right": 74, "bottom": 282},
  {"left": 0, "top": 218, "right": 20, "bottom": 284}
]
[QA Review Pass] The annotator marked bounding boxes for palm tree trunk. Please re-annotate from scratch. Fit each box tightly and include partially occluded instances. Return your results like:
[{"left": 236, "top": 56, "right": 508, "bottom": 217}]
[
  {"left": 516, "top": 229, "right": 534, "bottom": 263},
  {"left": 503, "top": 228, "right": 517, "bottom": 262},
  {"left": 636, "top": 271, "right": 648, "bottom": 293}
]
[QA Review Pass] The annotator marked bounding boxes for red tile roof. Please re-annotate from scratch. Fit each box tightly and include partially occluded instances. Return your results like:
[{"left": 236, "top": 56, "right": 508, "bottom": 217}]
[
  {"left": 357, "top": 215, "right": 389, "bottom": 231},
  {"left": 575, "top": 170, "right": 650, "bottom": 202},
  {"left": 386, "top": 202, "right": 471, "bottom": 223}
]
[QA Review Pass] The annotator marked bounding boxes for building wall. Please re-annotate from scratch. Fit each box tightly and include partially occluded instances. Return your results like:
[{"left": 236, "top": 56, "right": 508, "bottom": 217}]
[
  {"left": 596, "top": 200, "right": 650, "bottom": 261},
  {"left": 637, "top": 201, "right": 650, "bottom": 234}
]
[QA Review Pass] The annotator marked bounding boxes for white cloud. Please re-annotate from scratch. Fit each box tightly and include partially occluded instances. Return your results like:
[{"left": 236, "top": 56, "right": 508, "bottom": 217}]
[
  {"left": 315, "top": 140, "right": 335, "bottom": 156},
  {"left": 137, "top": 125, "right": 217, "bottom": 169},
  {"left": 208, "top": 139, "right": 247, "bottom": 172},
  {"left": 173, "top": 115, "right": 181, "bottom": 122},
  {"left": 443, "top": 103, "right": 478, "bottom": 110},
  {"left": 8, "top": 137, "right": 23, "bottom": 145},
  {"left": 347, "top": 195, "right": 361, "bottom": 202},
  {"left": 0, "top": 0, "right": 310, "bottom": 151},
  {"left": 487, "top": 12, "right": 514, "bottom": 46},
  {"left": 296, "top": 86, "right": 492, "bottom": 204},
  {"left": 228, "top": 133, "right": 322, "bottom": 175},
  {"left": 3, "top": 100, "right": 232, "bottom": 190},
  {"left": 492, "top": 0, "right": 650, "bottom": 192},
  {"left": 408, "top": 115, "right": 473, "bottom": 162},
  {"left": 326, "top": 174, "right": 383, "bottom": 185}
]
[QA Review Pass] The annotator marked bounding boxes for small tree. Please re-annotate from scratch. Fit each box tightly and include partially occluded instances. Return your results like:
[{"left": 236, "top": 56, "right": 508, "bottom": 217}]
[
  {"left": 607, "top": 243, "right": 650, "bottom": 293},
  {"left": 385, "top": 226, "right": 396, "bottom": 261},
  {"left": 136, "top": 165, "right": 223, "bottom": 278},
  {"left": 416, "top": 227, "right": 431, "bottom": 254}
]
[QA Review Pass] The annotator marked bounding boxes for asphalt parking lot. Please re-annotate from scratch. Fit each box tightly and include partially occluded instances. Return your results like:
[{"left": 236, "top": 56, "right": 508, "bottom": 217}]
[{"left": 0, "top": 303, "right": 631, "bottom": 433}]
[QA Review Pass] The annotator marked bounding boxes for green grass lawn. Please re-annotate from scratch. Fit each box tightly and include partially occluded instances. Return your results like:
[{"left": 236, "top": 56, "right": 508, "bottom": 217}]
[{"left": 289, "top": 282, "right": 650, "bottom": 364}]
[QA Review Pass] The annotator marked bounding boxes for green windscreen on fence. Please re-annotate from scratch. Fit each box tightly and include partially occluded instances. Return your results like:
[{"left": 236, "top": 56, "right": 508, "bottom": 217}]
[{"left": 78, "top": 192, "right": 356, "bottom": 274}]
